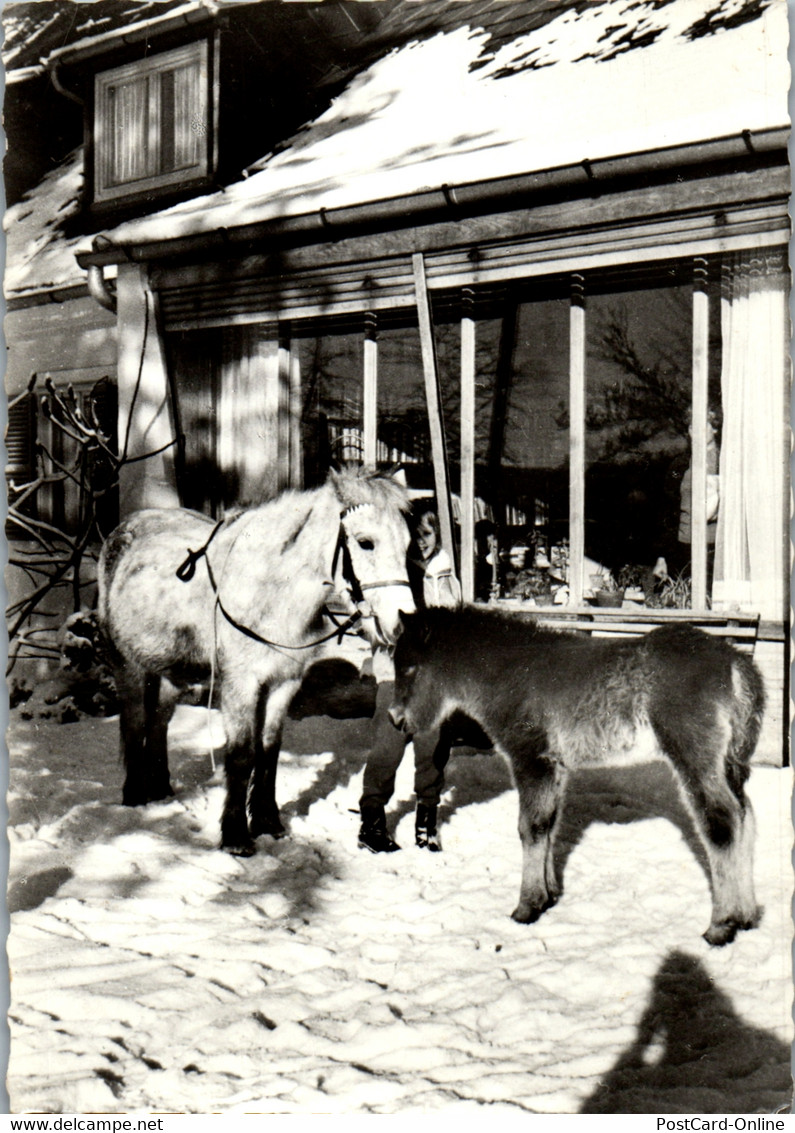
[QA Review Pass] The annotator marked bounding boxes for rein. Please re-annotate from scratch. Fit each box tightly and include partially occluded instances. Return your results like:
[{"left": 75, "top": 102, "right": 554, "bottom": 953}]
[{"left": 175, "top": 512, "right": 407, "bottom": 652}]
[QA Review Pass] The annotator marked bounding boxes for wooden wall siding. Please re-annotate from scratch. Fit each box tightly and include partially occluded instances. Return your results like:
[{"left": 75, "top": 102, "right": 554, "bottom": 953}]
[
  {"left": 155, "top": 194, "right": 788, "bottom": 332},
  {"left": 4, "top": 298, "right": 117, "bottom": 395}
]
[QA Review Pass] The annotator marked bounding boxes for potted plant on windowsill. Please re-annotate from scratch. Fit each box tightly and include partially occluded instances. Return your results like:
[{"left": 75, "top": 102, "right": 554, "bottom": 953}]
[
  {"left": 590, "top": 567, "right": 624, "bottom": 608},
  {"left": 617, "top": 563, "right": 648, "bottom": 606}
]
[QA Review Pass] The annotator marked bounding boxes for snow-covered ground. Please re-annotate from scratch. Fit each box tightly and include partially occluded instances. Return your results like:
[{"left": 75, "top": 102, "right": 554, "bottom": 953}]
[{"left": 6, "top": 705, "right": 793, "bottom": 1114}]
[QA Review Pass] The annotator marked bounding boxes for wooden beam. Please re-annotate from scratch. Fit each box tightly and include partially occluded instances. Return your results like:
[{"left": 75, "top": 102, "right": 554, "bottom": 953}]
[
  {"left": 569, "top": 275, "right": 586, "bottom": 607},
  {"left": 363, "top": 311, "right": 377, "bottom": 467},
  {"left": 691, "top": 258, "right": 709, "bottom": 611},
  {"left": 412, "top": 252, "right": 456, "bottom": 566},
  {"left": 460, "top": 288, "right": 476, "bottom": 602}
]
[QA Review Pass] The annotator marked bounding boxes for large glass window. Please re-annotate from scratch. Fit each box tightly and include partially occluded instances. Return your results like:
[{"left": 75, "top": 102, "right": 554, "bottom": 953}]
[
  {"left": 296, "top": 332, "right": 363, "bottom": 484},
  {"left": 163, "top": 247, "right": 785, "bottom": 620},
  {"left": 585, "top": 282, "right": 699, "bottom": 604},
  {"left": 376, "top": 326, "right": 431, "bottom": 477}
]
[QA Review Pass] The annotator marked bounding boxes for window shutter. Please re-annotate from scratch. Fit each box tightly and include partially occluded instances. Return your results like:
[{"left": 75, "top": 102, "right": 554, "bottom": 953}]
[{"left": 5, "top": 395, "right": 35, "bottom": 481}]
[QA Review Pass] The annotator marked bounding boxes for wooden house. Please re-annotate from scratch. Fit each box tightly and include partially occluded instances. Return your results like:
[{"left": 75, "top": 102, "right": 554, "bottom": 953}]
[{"left": 4, "top": 0, "right": 790, "bottom": 758}]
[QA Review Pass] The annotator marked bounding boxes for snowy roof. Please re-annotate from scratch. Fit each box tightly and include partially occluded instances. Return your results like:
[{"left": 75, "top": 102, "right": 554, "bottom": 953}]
[
  {"left": 3, "top": 149, "right": 95, "bottom": 298},
  {"left": 2, "top": 0, "right": 215, "bottom": 74},
  {"left": 94, "top": 0, "right": 790, "bottom": 252}
]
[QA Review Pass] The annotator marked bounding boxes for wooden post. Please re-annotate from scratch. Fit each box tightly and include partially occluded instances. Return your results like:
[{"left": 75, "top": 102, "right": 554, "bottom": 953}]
[
  {"left": 289, "top": 342, "right": 303, "bottom": 488},
  {"left": 412, "top": 252, "right": 456, "bottom": 567},
  {"left": 691, "top": 258, "right": 709, "bottom": 611},
  {"left": 569, "top": 274, "right": 586, "bottom": 606},
  {"left": 460, "top": 288, "right": 476, "bottom": 602},
  {"left": 363, "top": 312, "right": 378, "bottom": 468}
]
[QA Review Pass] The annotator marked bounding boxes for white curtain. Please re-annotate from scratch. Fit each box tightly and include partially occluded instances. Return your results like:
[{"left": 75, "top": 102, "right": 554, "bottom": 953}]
[{"left": 713, "top": 249, "right": 789, "bottom": 622}]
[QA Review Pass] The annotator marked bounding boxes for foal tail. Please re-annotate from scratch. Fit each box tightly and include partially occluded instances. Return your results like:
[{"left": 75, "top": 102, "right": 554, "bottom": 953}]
[{"left": 726, "top": 652, "right": 766, "bottom": 796}]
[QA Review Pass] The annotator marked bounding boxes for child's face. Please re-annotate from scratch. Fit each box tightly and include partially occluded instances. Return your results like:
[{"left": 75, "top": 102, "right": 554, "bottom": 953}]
[{"left": 416, "top": 515, "right": 438, "bottom": 559}]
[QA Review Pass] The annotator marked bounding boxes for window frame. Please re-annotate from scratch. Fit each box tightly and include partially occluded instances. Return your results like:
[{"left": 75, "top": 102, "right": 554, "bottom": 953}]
[{"left": 93, "top": 40, "right": 212, "bottom": 206}]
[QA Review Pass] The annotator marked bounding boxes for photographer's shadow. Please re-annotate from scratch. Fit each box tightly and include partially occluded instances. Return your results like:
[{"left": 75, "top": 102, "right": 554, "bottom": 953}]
[{"left": 582, "top": 949, "right": 792, "bottom": 1113}]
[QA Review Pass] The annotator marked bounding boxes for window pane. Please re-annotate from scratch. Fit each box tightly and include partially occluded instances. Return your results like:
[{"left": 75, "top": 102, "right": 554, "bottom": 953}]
[
  {"left": 376, "top": 326, "right": 431, "bottom": 482},
  {"left": 296, "top": 334, "right": 363, "bottom": 484},
  {"left": 498, "top": 298, "right": 570, "bottom": 603},
  {"left": 110, "top": 78, "right": 152, "bottom": 183},
  {"left": 171, "top": 61, "right": 205, "bottom": 171},
  {"left": 585, "top": 284, "right": 698, "bottom": 606}
]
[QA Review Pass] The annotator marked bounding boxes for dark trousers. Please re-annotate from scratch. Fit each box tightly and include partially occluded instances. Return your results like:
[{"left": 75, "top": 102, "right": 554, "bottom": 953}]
[{"left": 360, "top": 681, "right": 450, "bottom": 811}]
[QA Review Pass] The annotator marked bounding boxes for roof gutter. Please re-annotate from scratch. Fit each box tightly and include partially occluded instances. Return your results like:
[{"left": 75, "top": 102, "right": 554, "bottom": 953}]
[
  {"left": 44, "top": 2, "right": 218, "bottom": 71},
  {"left": 77, "top": 125, "right": 790, "bottom": 270}
]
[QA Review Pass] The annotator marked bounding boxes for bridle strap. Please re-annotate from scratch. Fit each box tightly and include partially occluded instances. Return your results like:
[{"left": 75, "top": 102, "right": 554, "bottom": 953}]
[
  {"left": 175, "top": 518, "right": 226, "bottom": 582},
  {"left": 214, "top": 590, "right": 362, "bottom": 651},
  {"left": 175, "top": 513, "right": 424, "bottom": 651},
  {"left": 360, "top": 578, "right": 411, "bottom": 591}
]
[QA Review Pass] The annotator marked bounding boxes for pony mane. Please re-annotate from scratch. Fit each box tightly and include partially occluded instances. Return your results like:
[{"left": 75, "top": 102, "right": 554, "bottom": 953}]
[{"left": 329, "top": 467, "right": 410, "bottom": 515}]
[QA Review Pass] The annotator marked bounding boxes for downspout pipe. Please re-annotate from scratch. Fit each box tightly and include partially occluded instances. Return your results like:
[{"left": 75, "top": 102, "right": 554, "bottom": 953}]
[
  {"left": 50, "top": 61, "right": 84, "bottom": 106},
  {"left": 87, "top": 264, "right": 117, "bottom": 313}
]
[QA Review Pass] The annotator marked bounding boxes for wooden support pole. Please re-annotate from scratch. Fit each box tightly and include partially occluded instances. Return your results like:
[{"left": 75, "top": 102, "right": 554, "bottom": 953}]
[
  {"left": 569, "top": 275, "right": 586, "bottom": 607},
  {"left": 691, "top": 258, "right": 709, "bottom": 611},
  {"left": 412, "top": 252, "right": 456, "bottom": 567},
  {"left": 289, "top": 342, "right": 302, "bottom": 488},
  {"left": 363, "top": 312, "right": 378, "bottom": 468},
  {"left": 460, "top": 288, "right": 476, "bottom": 602}
]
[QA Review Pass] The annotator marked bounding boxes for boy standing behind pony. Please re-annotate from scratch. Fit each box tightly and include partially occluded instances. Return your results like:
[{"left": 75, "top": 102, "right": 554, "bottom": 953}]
[{"left": 358, "top": 507, "right": 461, "bottom": 854}]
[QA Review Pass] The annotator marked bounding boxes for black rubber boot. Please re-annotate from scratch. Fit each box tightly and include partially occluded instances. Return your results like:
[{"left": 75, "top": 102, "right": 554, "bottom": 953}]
[
  {"left": 358, "top": 805, "right": 401, "bottom": 853},
  {"left": 415, "top": 803, "right": 441, "bottom": 852}
]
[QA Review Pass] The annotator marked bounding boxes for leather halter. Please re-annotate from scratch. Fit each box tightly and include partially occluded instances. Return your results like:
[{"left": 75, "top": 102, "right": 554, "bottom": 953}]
[{"left": 176, "top": 510, "right": 409, "bottom": 651}]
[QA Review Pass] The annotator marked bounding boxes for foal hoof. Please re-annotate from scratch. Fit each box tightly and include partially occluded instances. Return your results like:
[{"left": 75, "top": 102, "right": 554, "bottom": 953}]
[
  {"left": 511, "top": 895, "right": 556, "bottom": 925},
  {"left": 703, "top": 906, "right": 763, "bottom": 947}
]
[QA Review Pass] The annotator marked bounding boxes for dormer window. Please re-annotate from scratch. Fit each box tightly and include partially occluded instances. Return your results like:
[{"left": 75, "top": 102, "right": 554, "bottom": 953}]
[{"left": 93, "top": 41, "right": 211, "bottom": 205}]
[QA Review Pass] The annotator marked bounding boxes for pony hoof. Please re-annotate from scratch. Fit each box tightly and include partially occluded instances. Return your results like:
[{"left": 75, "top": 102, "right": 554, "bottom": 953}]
[
  {"left": 122, "top": 784, "right": 174, "bottom": 807},
  {"left": 249, "top": 817, "right": 286, "bottom": 840}
]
